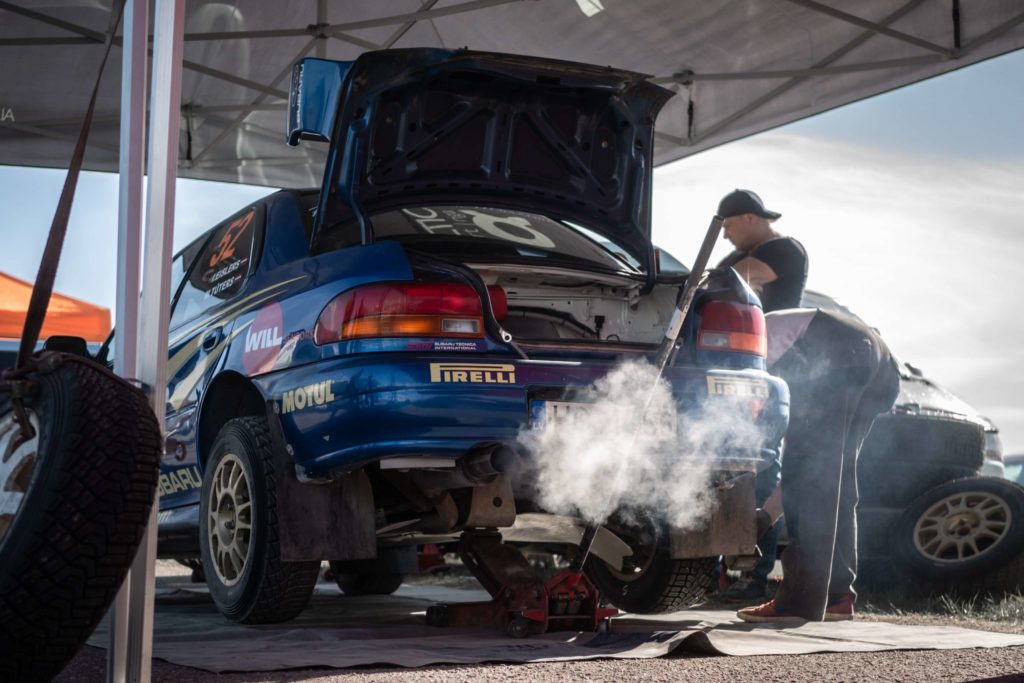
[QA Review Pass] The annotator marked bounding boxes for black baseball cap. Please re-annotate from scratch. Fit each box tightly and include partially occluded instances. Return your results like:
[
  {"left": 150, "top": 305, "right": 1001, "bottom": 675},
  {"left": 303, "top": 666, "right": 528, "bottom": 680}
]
[{"left": 717, "top": 189, "right": 781, "bottom": 220}]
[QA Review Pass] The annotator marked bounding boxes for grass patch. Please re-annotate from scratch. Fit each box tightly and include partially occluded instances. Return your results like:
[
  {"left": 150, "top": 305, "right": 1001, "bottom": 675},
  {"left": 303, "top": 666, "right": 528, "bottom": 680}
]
[{"left": 857, "top": 587, "right": 1024, "bottom": 625}]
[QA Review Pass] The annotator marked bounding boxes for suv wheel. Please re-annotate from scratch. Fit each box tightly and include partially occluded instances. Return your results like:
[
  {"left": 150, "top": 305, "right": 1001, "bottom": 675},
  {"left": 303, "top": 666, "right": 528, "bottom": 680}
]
[
  {"left": 199, "top": 416, "right": 319, "bottom": 624},
  {"left": 894, "top": 477, "right": 1024, "bottom": 587}
]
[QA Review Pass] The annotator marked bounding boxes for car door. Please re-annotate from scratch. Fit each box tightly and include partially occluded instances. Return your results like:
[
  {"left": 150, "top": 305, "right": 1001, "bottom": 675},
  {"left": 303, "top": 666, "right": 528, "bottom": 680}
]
[{"left": 161, "top": 206, "right": 262, "bottom": 509}]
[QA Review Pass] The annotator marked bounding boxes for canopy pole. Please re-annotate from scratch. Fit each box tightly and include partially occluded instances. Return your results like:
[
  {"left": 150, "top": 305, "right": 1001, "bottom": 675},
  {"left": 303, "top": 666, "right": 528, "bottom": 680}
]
[
  {"left": 111, "top": 0, "right": 185, "bottom": 681},
  {"left": 106, "top": 0, "right": 148, "bottom": 679}
]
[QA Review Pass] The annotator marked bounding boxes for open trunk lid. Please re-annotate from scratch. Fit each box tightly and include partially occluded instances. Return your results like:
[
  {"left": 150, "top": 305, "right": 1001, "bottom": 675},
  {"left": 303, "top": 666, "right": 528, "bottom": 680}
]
[{"left": 288, "top": 49, "right": 674, "bottom": 275}]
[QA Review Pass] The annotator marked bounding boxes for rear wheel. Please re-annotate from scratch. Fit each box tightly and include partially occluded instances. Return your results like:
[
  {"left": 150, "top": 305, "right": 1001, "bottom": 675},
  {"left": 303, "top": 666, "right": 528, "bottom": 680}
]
[
  {"left": 199, "top": 417, "right": 319, "bottom": 624},
  {"left": 584, "top": 524, "right": 715, "bottom": 614}
]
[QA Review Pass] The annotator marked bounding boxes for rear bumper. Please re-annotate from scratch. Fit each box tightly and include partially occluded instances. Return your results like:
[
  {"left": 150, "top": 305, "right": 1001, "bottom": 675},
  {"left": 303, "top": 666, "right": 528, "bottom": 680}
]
[{"left": 254, "top": 353, "right": 789, "bottom": 482}]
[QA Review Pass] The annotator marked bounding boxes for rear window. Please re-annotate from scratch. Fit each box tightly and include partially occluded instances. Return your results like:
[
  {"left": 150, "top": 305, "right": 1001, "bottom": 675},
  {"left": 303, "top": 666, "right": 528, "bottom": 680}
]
[
  {"left": 170, "top": 206, "right": 261, "bottom": 329},
  {"left": 326, "top": 205, "right": 637, "bottom": 273}
]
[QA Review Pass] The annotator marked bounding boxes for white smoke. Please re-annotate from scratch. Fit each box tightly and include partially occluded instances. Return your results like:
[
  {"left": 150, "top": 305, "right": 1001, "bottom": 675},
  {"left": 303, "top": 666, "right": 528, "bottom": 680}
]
[{"left": 518, "top": 359, "right": 764, "bottom": 532}]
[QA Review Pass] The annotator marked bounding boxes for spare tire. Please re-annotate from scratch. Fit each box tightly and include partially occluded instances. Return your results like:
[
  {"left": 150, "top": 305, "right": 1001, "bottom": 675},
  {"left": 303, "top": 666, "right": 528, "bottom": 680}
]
[
  {"left": 893, "top": 477, "right": 1024, "bottom": 585},
  {"left": 584, "top": 522, "right": 715, "bottom": 614},
  {"left": 0, "top": 356, "right": 161, "bottom": 683}
]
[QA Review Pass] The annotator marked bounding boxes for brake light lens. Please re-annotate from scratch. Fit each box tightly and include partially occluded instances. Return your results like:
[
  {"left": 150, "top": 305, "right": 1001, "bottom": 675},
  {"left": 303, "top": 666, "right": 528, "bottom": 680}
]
[
  {"left": 697, "top": 301, "right": 767, "bottom": 356},
  {"left": 314, "top": 282, "right": 484, "bottom": 344}
]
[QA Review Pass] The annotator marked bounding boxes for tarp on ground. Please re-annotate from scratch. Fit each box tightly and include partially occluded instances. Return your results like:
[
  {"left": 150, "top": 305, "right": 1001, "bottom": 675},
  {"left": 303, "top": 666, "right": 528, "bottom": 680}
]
[
  {"left": 86, "top": 578, "right": 1024, "bottom": 673},
  {"left": 0, "top": 271, "right": 111, "bottom": 342},
  {"left": 0, "top": 1, "right": 1022, "bottom": 189}
]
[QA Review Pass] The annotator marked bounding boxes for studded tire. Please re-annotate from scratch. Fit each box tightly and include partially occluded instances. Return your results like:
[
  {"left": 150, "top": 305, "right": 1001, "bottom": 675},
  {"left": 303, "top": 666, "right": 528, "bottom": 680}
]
[
  {"left": 585, "top": 528, "right": 715, "bottom": 614},
  {"left": 0, "top": 358, "right": 160, "bottom": 683},
  {"left": 199, "top": 416, "right": 319, "bottom": 624}
]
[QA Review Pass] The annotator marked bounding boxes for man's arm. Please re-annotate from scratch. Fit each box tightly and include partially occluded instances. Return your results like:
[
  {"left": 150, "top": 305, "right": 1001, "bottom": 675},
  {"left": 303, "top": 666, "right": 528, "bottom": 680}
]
[{"left": 730, "top": 256, "right": 778, "bottom": 294}]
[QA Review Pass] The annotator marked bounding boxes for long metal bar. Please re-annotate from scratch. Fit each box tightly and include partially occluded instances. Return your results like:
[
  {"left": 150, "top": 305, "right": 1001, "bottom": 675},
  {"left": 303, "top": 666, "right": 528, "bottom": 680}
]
[
  {"left": 0, "top": 36, "right": 96, "bottom": 46},
  {"left": 189, "top": 157, "right": 325, "bottom": 169},
  {"left": 106, "top": 1, "right": 147, "bottom": 677},
  {"left": 693, "top": 0, "right": 928, "bottom": 144},
  {"left": 197, "top": 112, "right": 325, "bottom": 148},
  {"left": 782, "top": 0, "right": 954, "bottom": 56},
  {"left": 0, "top": 121, "right": 119, "bottom": 151},
  {"left": 652, "top": 55, "right": 943, "bottom": 84},
  {"left": 962, "top": 10, "right": 1024, "bottom": 51},
  {"left": 186, "top": 103, "right": 285, "bottom": 113},
  {"left": 119, "top": 1, "right": 186, "bottom": 680},
  {"left": 316, "top": 0, "right": 327, "bottom": 58},
  {"left": 379, "top": 0, "right": 440, "bottom": 49}
]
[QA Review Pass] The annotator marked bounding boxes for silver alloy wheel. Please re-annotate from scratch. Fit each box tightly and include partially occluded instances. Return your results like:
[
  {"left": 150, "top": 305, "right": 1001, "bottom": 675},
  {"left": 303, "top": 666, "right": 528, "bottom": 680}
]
[
  {"left": 913, "top": 490, "right": 1011, "bottom": 563},
  {"left": 207, "top": 453, "right": 253, "bottom": 586},
  {"left": 0, "top": 410, "right": 40, "bottom": 541}
]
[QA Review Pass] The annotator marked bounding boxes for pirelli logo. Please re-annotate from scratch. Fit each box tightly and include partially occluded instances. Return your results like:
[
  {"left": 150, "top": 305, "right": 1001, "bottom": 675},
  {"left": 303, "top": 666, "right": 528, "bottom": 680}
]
[
  {"left": 429, "top": 363, "right": 516, "bottom": 384},
  {"left": 706, "top": 376, "right": 769, "bottom": 398}
]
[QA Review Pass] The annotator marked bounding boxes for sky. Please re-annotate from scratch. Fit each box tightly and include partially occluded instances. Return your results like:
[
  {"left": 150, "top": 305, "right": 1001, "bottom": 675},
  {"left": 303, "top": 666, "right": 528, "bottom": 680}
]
[{"left": 1, "top": 49, "right": 1022, "bottom": 453}]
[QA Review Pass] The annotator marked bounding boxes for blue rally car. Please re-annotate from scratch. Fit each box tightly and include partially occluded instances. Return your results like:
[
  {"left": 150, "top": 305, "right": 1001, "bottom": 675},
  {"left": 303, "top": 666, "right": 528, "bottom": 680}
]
[{"left": 137, "top": 49, "right": 789, "bottom": 624}]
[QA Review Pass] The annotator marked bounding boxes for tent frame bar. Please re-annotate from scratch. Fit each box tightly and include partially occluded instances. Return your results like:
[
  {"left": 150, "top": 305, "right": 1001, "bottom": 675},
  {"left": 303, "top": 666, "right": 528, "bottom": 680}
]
[
  {"left": 692, "top": 0, "right": 929, "bottom": 144},
  {"left": 783, "top": 0, "right": 954, "bottom": 57},
  {"left": 106, "top": 0, "right": 146, "bottom": 672}
]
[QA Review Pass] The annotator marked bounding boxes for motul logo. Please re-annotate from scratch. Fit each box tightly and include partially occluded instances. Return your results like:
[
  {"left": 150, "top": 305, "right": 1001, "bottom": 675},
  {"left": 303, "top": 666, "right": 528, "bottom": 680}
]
[{"left": 245, "top": 326, "right": 282, "bottom": 353}]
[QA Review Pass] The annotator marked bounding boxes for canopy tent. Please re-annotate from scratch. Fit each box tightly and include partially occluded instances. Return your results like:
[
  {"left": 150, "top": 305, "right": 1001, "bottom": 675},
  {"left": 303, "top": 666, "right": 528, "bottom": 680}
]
[
  {"left": 2, "top": 2, "right": 1023, "bottom": 681},
  {"left": 1, "top": 0, "right": 1023, "bottom": 189},
  {"left": 0, "top": 271, "right": 111, "bottom": 341}
]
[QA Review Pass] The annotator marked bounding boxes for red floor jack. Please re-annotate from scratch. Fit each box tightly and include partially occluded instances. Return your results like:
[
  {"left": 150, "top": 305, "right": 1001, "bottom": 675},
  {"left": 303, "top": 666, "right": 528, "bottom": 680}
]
[
  {"left": 427, "top": 215, "right": 726, "bottom": 638},
  {"left": 425, "top": 526, "right": 616, "bottom": 638}
]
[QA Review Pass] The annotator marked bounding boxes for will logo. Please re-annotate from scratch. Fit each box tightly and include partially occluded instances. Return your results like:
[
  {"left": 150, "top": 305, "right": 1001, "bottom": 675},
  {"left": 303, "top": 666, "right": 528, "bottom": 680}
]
[
  {"left": 245, "top": 325, "right": 282, "bottom": 352},
  {"left": 281, "top": 381, "right": 336, "bottom": 414},
  {"left": 243, "top": 301, "right": 284, "bottom": 375},
  {"left": 429, "top": 363, "right": 516, "bottom": 384}
]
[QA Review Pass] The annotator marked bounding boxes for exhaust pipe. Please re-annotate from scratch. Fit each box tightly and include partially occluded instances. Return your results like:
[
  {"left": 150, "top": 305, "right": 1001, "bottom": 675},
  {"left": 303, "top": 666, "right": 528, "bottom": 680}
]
[{"left": 462, "top": 443, "right": 523, "bottom": 484}]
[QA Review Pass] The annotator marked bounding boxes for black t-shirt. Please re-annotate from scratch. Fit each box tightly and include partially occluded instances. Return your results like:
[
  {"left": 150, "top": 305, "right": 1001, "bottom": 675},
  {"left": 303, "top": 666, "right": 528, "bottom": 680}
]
[{"left": 718, "top": 237, "right": 808, "bottom": 313}]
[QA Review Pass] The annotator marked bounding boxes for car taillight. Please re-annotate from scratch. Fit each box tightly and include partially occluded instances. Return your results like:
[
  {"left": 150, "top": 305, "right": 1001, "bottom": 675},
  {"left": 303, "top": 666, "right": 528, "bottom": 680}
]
[
  {"left": 697, "top": 300, "right": 767, "bottom": 356},
  {"left": 314, "top": 282, "right": 484, "bottom": 344}
]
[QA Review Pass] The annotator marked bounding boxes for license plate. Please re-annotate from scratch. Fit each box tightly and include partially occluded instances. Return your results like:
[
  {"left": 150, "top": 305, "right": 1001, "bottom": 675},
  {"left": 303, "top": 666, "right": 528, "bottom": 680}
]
[
  {"left": 529, "top": 400, "right": 677, "bottom": 439},
  {"left": 529, "top": 400, "right": 588, "bottom": 425}
]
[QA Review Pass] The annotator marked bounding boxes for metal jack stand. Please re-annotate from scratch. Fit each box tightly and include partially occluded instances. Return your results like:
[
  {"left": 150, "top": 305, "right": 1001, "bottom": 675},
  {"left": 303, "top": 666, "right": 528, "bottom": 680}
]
[{"left": 425, "top": 528, "right": 617, "bottom": 638}]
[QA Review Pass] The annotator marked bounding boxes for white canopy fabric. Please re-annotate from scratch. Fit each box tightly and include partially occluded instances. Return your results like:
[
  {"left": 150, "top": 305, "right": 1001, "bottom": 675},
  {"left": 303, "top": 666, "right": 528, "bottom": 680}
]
[
  {"left": 1, "top": 0, "right": 1022, "bottom": 189},
  {"left": 2, "top": 0, "right": 1024, "bottom": 189}
]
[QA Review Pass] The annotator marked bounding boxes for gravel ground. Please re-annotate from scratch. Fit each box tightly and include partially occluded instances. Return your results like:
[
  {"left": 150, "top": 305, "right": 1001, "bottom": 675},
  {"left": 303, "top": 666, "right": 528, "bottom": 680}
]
[
  {"left": 57, "top": 642, "right": 1024, "bottom": 682},
  {"left": 54, "top": 561, "right": 1024, "bottom": 682}
]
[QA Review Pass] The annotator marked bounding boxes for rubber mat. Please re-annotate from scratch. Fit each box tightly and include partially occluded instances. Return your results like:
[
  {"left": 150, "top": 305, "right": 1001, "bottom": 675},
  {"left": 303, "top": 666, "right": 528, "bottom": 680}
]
[{"left": 87, "top": 577, "right": 1024, "bottom": 673}]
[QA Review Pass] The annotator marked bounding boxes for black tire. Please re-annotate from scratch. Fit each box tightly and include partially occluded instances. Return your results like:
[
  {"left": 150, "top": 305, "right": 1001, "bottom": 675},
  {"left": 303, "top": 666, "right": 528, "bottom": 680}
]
[
  {"left": 0, "top": 358, "right": 160, "bottom": 683},
  {"left": 584, "top": 527, "right": 715, "bottom": 614},
  {"left": 199, "top": 416, "right": 319, "bottom": 624},
  {"left": 329, "top": 562, "right": 404, "bottom": 596},
  {"left": 859, "top": 462, "right": 978, "bottom": 508},
  {"left": 893, "top": 477, "right": 1024, "bottom": 584}
]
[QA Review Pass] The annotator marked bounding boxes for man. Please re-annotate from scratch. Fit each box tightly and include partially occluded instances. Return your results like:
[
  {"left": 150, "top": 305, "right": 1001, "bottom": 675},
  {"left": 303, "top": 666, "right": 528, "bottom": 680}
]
[
  {"left": 716, "top": 189, "right": 805, "bottom": 602},
  {"left": 738, "top": 308, "right": 900, "bottom": 622},
  {"left": 716, "top": 189, "right": 807, "bottom": 313}
]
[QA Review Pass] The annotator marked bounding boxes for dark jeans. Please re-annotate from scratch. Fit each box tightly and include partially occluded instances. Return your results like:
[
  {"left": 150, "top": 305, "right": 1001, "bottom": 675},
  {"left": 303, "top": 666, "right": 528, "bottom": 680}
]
[{"left": 770, "top": 310, "right": 900, "bottom": 620}]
